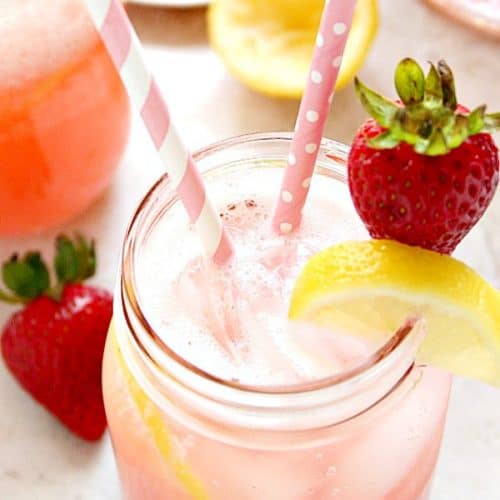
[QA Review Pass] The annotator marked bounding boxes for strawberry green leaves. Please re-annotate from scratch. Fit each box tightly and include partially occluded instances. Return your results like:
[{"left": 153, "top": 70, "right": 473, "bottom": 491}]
[
  {"left": 355, "top": 58, "right": 500, "bottom": 156},
  {"left": 467, "top": 106, "right": 487, "bottom": 135},
  {"left": 437, "top": 60, "right": 457, "bottom": 111},
  {"left": 1, "top": 253, "right": 50, "bottom": 303},
  {"left": 354, "top": 77, "right": 399, "bottom": 128},
  {"left": 0, "top": 235, "right": 97, "bottom": 304},
  {"left": 484, "top": 112, "right": 500, "bottom": 132},
  {"left": 55, "top": 235, "right": 96, "bottom": 285},
  {"left": 394, "top": 58, "right": 425, "bottom": 106},
  {"left": 423, "top": 63, "right": 443, "bottom": 109}
]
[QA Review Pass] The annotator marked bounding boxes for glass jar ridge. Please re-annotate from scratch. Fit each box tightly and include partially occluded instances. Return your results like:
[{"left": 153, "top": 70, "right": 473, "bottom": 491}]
[{"left": 116, "top": 133, "right": 426, "bottom": 443}]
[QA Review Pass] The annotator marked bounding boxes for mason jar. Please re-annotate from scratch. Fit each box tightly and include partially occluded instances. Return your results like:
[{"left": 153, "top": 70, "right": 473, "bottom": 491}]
[{"left": 103, "top": 134, "right": 452, "bottom": 500}]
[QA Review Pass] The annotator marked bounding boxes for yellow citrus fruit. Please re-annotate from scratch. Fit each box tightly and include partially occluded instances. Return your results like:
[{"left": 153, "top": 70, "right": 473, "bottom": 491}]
[
  {"left": 111, "top": 329, "right": 209, "bottom": 500},
  {"left": 289, "top": 240, "right": 500, "bottom": 386},
  {"left": 208, "top": 0, "right": 378, "bottom": 98}
]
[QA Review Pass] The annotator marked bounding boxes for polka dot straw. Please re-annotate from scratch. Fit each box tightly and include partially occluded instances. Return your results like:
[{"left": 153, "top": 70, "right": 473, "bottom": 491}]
[
  {"left": 84, "top": 0, "right": 233, "bottom": 265},
  {"left": 273, "top": 0, "right": 358, "bottom": 234}
]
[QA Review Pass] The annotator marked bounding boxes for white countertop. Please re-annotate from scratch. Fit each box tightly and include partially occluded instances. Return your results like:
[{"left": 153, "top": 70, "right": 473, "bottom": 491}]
[{"left": 1, "top": 1, "right": 499, "bottom": 498}]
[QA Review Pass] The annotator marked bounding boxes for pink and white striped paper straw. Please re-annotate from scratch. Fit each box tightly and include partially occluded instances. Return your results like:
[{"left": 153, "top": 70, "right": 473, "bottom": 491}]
[
  {"left": 84, "top": 0, "right": 233, "bottom": 265},
  {"left": 273, "top": 0, "right": 358, "bottom": 234}
]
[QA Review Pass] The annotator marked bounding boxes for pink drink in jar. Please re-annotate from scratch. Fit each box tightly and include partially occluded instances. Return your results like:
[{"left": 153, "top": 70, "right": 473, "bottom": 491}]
[{"left": 103, "top": 135, "right": 452, "bottom": 500}]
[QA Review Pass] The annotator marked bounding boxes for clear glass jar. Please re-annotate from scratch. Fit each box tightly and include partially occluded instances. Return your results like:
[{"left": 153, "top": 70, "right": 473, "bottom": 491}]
[
  {"left": 0, "top": 0, "right": 130, "bottom": 235},
  {"left": 103, "top": 134, "right": 452, "bottom": 500}
]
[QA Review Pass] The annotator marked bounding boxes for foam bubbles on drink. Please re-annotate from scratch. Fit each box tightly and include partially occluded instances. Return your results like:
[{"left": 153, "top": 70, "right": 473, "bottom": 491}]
[
  {"left": 0, "top": 0, "right": 95, "bottom": 90},
  {"left": 137, "top": 162, "right": 369, "bottom": 386}
]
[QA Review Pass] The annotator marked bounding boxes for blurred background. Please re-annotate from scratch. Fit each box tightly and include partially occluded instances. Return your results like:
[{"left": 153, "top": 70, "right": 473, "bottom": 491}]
[
  {"left": 124, "top": 0, "right": 500, "bottom": 283},
  {"left": 0, "top": 1, "right": 499, "bottom": 499}
]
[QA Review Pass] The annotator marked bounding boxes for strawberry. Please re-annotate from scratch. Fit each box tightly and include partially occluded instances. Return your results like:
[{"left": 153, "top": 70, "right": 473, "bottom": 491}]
[
  {"left": 348, "top": 58, "right": 500, "bottom": 254},
  {"left": 0, "top": 235, "right": 112, "bottom": 441}
]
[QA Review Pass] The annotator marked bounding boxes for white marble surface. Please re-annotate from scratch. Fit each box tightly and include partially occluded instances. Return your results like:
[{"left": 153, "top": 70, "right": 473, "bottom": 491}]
[{"left": 1, "top": 0, "right": 499, "bottom": 498}]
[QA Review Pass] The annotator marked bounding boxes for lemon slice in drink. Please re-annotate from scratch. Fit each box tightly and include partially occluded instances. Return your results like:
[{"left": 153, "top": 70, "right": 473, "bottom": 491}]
[
  {"left": 208, "top": 0, "right": 378, "bottom": 98},
  {"left": 111, "top": 330, "right": 209, "bottom": 500},
  {"left": 289, "top": 240, "right": 500, "bottom": 386}
]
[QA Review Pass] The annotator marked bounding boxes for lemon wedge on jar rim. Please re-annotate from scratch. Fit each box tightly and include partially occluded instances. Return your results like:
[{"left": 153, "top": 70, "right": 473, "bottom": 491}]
[
  {"left": 208, "top": 0, "right": 378, "bottom": 98},
  {"left": 289, "top": 240, "right": 500, "bottom": 386}
]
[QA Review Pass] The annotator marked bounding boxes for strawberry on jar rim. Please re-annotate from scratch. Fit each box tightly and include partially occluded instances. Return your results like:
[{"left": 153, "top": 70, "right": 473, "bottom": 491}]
[
  {"left": 0, "top": 235, "right": 112, "bottom": 441},
  {"left": 348, "top": 58, "right": 500, "bottom": 254}
]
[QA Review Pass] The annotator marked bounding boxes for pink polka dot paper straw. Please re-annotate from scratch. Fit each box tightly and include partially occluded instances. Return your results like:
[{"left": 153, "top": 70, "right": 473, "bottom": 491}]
[
  {"left": 84, "top": 0, "right": 233, "bottom": 265},
  {"left": 273, "top": 0, "right": 358, "bottom": 234}
]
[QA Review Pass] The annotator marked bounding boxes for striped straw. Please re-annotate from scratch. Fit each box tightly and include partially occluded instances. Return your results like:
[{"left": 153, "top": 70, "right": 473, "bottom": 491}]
[
  {"left": 273, "top": 0, "right": 358, "bottom": 234},
  {"left": 84, "top": 0, "right": 233, "bottom": 265}
]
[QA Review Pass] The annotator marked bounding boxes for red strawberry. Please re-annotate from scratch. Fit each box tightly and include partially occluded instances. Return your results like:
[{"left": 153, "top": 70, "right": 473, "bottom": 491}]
[
  {"left": 348, "top": 58, "right": 500, "bottom": 254},
  {"left": 0, "top": 235, "right": 112, "bottom": 441}
]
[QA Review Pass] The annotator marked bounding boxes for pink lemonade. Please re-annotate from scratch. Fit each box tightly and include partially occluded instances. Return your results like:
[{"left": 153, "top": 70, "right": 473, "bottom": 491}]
[
  {"left": 0, "top": 0, "right": 130, "bottom": 235},
  {"left": 103, "top": 136, "right": 452, "bottom": 500}
]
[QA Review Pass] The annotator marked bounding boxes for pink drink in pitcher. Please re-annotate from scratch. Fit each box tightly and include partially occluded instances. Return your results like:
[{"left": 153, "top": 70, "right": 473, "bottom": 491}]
[{"left": 0, "top": 0, "right": 129, "bottom": 235}]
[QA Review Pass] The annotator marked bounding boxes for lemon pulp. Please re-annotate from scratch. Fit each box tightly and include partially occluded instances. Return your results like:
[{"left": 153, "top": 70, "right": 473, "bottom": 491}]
[
  {"left": 289, "top": 240, "right": 500, "bottom": 386},
  {"left": 208, "top": 0, "right": 378, "bottom": 98}
]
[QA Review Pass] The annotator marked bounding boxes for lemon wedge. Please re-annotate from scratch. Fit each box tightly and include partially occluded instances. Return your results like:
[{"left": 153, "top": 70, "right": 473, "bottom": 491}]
[
  {"left": 111, "top": 329, "right": 209, "bottom": 500},
  {"left": 289, "top": 240, "right": 500, "bottom": 386},
  {"left": 208, "top": 0, "right": 378, "bottom": 98}
]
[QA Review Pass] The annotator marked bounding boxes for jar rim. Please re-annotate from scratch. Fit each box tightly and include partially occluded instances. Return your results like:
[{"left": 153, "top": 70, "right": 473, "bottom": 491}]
[{"left": 118, "top": 132, "right": 421, "bottom": 428}]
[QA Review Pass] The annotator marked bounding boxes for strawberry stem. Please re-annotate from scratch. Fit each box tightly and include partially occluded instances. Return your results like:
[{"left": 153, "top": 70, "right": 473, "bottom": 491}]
[
  {"left": 0, "top": 235, "right": 97, "bottom": 305},
  {"left": 46, "top": 282, "right": 64, "bottom": 302},
  {"left": 355, "top": 58, "right": 500, "bottom": 156}
]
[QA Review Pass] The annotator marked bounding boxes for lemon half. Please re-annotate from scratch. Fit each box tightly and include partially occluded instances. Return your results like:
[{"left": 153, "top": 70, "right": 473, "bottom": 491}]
[
  {"left": 208, "top": 0, "right": 378, "bottom": 98},
  {"left": 289, "top": 240, "right": 500, "bottom": 386}
]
